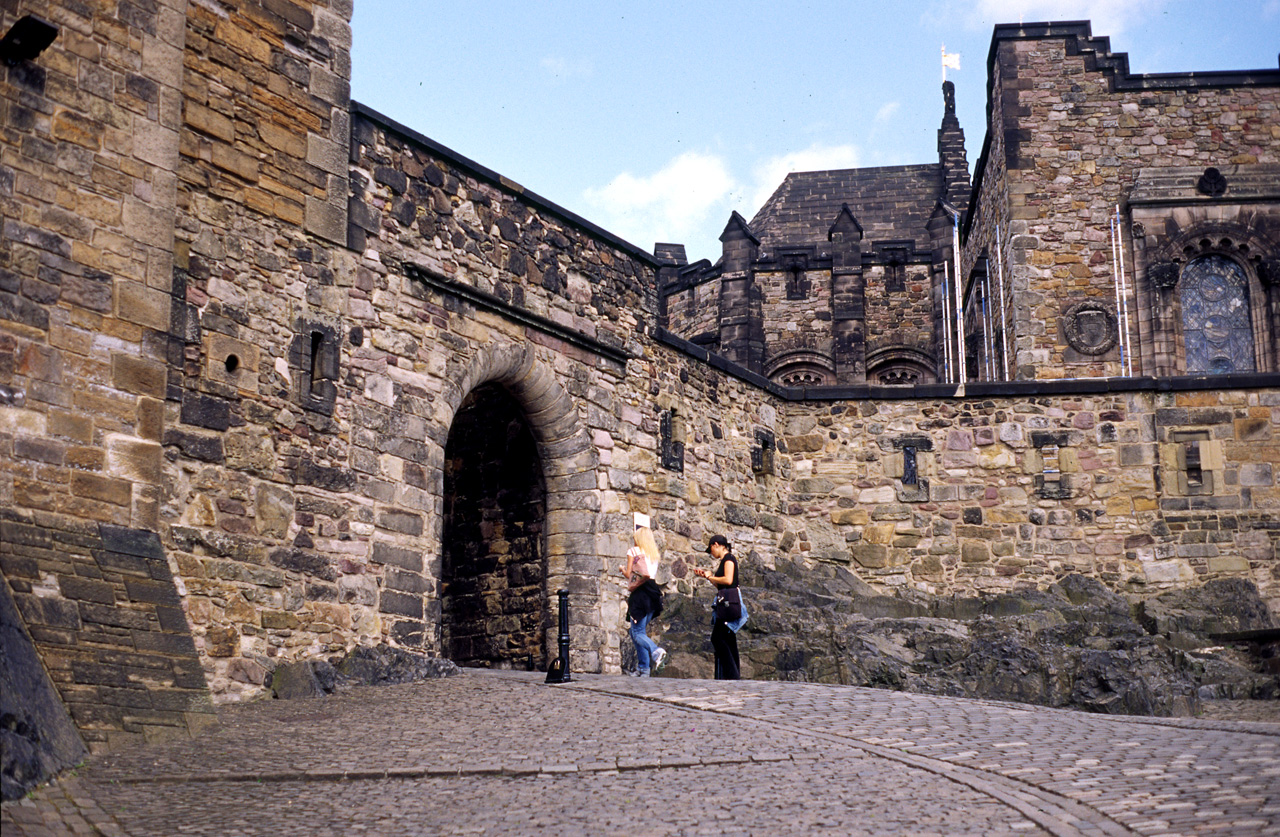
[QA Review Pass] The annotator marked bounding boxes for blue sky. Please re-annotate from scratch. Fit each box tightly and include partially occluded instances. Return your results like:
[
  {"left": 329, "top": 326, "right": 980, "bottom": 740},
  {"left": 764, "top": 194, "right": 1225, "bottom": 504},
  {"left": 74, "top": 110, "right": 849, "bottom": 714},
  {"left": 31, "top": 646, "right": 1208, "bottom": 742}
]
[{"left": 352, "top": 1, "right": 1280, "bottom": 263}]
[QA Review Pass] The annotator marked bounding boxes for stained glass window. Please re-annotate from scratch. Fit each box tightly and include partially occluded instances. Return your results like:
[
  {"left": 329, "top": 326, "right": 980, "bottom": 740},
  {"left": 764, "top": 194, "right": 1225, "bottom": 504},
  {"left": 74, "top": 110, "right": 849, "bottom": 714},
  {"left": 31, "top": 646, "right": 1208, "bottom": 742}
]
[{"left": 1179, "top": 255, "right": 1255, "bottom": 374}]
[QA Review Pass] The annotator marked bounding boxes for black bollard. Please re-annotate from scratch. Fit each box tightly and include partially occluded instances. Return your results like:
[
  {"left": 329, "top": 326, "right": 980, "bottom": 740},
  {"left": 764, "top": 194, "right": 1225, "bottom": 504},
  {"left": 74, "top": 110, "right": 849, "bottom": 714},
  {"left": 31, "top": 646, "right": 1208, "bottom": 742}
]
[{"left": 545, "top": 589, "right": 572, "bottom": 683}]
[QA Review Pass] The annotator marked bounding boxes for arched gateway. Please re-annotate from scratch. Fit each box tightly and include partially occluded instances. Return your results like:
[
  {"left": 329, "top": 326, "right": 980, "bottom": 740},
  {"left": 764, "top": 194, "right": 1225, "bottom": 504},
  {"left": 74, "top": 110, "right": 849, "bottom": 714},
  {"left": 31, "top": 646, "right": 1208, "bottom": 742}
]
[
  {"left": 442, "top": 382, "right": 546, "bottom": 667},
  {"left": 435, "top": 343, "right": 604, "bottom": 670}
]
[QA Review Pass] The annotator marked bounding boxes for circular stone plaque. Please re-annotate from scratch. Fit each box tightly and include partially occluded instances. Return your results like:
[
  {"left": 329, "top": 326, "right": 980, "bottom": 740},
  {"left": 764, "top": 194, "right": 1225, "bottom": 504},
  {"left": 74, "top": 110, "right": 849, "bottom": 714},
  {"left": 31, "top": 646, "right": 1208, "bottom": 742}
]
[{"left": 1063, "top": 301, "right": 1119, "bottom": 355}]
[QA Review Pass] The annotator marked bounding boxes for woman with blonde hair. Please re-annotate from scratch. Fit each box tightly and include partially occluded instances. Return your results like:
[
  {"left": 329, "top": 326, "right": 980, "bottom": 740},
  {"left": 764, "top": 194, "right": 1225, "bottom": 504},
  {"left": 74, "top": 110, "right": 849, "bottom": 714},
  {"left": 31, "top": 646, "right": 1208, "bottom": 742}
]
[{"left": 622, "top": 526, "right": 667, "bottom": 676}]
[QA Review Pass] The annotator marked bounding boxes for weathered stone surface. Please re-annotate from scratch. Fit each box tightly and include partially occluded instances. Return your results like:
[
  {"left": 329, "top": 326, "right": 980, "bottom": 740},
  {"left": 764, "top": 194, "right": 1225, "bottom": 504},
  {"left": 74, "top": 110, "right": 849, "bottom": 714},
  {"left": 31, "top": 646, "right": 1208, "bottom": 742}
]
[
  {"left": 5, "top": 0, "right": 1280, "bottom": 765},
  {"left": 333, "top": 644, "right": 460, "bottom": 685},
  {"left": 268, "top": 660, "right": 337, "bottom": 700},
  {"left": 654, "top": 566, "right": 1277, "bottom": 716},
  {"left": 180, "top": 393, "right": 231, "bottom": 431},
  {"left": 1, "top": 574, "right": 87, "bottom": 800},
  {"left": 1135, "top": 578, "right": 1274, "bottom": 638}
]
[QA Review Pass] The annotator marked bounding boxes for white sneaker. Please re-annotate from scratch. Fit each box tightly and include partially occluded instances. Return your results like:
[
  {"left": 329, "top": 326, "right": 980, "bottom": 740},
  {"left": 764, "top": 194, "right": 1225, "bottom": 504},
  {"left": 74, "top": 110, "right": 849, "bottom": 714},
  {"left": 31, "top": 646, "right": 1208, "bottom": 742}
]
[{"left": 652, "top": 647, "right": 668, "bottom": 674}]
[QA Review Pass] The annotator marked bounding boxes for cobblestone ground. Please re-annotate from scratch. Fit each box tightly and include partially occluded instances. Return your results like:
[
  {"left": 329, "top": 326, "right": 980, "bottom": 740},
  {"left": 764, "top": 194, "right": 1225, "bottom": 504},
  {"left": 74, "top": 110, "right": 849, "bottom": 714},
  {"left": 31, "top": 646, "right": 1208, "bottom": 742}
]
[{"left": 2, "top": 671, "right": 1277, "bottom": 836}]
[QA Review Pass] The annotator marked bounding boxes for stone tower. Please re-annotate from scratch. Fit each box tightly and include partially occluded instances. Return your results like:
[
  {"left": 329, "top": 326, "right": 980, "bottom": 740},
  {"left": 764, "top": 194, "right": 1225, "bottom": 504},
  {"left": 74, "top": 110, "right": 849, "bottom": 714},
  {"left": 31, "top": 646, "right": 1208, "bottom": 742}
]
[{"left": 663, "top": 83, "right": 972, "bottom": 388}]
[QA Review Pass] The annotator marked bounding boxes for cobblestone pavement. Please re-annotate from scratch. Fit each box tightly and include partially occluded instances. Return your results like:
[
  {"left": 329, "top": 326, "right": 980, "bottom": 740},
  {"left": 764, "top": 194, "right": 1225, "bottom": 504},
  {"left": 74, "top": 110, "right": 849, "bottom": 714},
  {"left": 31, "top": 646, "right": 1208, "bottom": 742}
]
[{"left": 3, "top": 671, "right": 1277, "bottom": 836}]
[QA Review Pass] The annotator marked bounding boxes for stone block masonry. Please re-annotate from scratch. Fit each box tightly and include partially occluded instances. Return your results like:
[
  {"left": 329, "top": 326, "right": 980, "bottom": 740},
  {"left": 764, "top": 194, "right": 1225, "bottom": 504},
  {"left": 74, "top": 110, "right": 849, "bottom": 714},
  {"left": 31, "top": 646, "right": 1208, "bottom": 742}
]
[
  {"left": 642, "top": 326, "right": 1280, "bottom": 607},
  {"left": 0, "top": 509, "right": 217, "bottom": 752},
  {"left": 961, "top": 22, "right": 1280, "bottom": 381},
  {"left": 3, "top": 4, "right": 1280, "bottom": 779}
]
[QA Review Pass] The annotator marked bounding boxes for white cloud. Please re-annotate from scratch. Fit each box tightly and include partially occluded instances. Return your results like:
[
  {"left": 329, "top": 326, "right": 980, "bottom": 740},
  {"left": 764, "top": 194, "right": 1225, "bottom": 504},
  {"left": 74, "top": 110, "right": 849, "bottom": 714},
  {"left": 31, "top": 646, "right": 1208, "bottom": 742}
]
[
  {"left": 583, "top": 151, "right": 737, "bottom": 251},
  {"left": 584, "top": 143, "right": 862, "bottom": 259},
  {"left": 874, "top": 102, "right": 901, "bottom": 125},
  {"left": 869, "top": 103, "right": 901, "bottom": 143},
  {"left": 748, "top": 143, "right": 861, "bottom": 212}
]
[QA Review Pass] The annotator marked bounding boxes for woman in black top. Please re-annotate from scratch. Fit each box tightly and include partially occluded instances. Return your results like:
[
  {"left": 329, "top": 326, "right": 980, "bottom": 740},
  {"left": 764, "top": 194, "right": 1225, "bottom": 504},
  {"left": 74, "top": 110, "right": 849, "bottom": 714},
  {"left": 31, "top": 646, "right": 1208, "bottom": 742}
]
[{"left": 693, "top": 534, "right": 740, "bottom": 680}]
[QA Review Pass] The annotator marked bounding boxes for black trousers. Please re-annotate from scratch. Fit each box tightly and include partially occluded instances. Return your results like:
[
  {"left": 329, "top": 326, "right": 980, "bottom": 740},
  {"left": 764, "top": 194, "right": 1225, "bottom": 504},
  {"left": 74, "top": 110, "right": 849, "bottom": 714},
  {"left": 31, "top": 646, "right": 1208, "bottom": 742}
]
[{"left": 711, "top": 619, "right": 740, "bottom": 680}]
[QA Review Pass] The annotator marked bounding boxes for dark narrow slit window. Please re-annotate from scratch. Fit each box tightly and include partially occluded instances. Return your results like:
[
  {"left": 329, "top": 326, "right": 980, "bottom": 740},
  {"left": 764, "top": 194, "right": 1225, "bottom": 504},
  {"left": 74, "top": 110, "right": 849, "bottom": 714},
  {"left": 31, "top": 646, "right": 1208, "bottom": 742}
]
[
  {"left": 1184, "top": 440, "right": 1203, "bottom": 487},
  {"left": 310, "top": 331, "right": 324, "bottom": 394},
  {"left": 751, "top": 429, "right": 775, "bottom": 475},
  {"left": 902, "top": 445, "right": 918, "bottom": 486},
  {"left": 660, "top": 409, "right": 685, "bottom": 472}
]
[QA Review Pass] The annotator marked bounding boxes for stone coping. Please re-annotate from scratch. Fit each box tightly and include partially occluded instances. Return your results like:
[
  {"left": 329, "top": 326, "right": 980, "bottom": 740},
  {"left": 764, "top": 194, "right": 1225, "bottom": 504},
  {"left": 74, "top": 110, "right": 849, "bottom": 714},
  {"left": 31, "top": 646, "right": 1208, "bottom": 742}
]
[
  {"left": 405, "top": 263, "right": 633, "bottom": 368},
  {"left": 654, "top": 327, "right": 1280, "bottom": 401},
  {"left": 351, "top": 101, "right": 662, "bottom": 268}
]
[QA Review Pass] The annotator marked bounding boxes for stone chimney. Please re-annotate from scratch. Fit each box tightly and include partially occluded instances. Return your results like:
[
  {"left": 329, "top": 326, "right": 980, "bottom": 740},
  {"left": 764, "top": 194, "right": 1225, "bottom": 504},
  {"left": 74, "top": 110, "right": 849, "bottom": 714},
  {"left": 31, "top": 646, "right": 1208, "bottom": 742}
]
[
  {"left": 829, "top": 204, "right": 867, "bottom": 382},
  {"left": 717, "top": 212, "right": 763, "bottom": 370}
]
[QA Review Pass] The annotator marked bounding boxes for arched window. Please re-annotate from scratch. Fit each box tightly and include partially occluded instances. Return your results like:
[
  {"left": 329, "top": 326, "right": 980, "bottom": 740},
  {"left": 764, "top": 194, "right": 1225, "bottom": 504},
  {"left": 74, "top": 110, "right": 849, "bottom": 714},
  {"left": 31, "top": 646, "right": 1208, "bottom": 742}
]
[
  {"left": 866, "top": 346, "right": 937, "bottom": 386},
  {"left": 765, "top": 347, "right": 834, "bottom": 387},
  {"left": 1179, "top": 254, "right": 1255, "bottom": 374},
  {"left": 775, "top": 364, "right": 830, "bottom": 387}
]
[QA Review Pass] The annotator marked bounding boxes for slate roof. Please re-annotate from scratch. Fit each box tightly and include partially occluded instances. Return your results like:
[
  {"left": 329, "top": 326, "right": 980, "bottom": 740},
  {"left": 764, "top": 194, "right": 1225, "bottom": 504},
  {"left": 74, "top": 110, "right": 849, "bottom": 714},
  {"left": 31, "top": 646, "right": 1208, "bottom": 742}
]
[{"left": 748, "top": 163, "right": 946, "bottom": 256}]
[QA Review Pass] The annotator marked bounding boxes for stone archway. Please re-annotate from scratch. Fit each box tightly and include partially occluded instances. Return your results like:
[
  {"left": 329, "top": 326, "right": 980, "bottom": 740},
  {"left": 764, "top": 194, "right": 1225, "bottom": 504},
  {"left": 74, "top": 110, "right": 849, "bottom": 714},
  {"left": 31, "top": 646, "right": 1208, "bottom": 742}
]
[
  {"left": 441, "top": 382, "right": 547, "bottom": 667},
  {"left": 432, "top": 342, "right": 604, "bottom": 671}
]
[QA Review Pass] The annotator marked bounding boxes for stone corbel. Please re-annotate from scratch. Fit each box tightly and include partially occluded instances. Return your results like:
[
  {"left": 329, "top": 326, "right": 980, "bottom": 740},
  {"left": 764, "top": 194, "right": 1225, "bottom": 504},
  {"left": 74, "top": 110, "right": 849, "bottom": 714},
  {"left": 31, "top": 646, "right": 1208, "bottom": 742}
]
[
  {"left": 1258, "top": 260, "right": 1280, "bottom": 288},
  {"left": 1148, "top": 262, "right": 1180, "bottom": 291}
]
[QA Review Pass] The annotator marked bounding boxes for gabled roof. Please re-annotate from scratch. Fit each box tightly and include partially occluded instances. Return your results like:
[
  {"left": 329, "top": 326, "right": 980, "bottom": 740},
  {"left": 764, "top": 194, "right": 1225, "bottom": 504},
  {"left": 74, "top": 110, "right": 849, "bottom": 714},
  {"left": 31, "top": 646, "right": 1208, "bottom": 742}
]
[{"left": 749, "top": 163, "right": 946, "bottom": 255}]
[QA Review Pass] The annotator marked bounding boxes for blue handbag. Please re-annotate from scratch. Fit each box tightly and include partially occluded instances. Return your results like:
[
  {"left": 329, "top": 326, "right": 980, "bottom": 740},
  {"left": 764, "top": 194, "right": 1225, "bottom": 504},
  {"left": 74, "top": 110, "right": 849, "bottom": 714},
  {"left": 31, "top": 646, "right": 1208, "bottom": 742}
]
[
  {"left": 727, "top": 597, "right": 749, "bottom": 633},
  {"left": 714, "top": 588, "right": 749, "bottom": 632}
]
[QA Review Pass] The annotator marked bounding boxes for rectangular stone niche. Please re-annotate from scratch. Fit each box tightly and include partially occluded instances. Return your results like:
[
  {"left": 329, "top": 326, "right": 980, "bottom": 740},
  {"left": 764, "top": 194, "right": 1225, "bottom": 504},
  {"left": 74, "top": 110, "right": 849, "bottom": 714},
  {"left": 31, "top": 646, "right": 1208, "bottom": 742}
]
[
  {"left": 1172, "top": 430, "right": 1215, "bottom": 496},
  {"left": 892, "top": 435, "right": 933, "bottom": 502},
  {"left": 1031, "top": 431, "right": 1073, "bottom": 500},
  {"left": 290, "top": 319, "right": 340, "bottom": 416},
  {"left": 660, "top": 410, "right": 685, "bottom": 472}
]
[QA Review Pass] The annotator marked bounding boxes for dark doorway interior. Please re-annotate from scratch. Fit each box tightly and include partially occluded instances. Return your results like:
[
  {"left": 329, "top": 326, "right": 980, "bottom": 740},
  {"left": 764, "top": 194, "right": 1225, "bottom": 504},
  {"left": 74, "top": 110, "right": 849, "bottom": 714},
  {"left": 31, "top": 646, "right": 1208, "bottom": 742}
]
[{"left": 441, "top": 383, "right": 547, "bottom": 668}]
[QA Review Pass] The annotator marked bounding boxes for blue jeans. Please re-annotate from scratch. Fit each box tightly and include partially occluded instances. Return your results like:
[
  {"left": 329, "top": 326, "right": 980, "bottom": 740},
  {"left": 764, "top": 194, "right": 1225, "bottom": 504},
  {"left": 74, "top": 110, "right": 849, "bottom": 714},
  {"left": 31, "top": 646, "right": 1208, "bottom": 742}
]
[{"left": 629, "top": 611, "right": 657, "bottom": 672}]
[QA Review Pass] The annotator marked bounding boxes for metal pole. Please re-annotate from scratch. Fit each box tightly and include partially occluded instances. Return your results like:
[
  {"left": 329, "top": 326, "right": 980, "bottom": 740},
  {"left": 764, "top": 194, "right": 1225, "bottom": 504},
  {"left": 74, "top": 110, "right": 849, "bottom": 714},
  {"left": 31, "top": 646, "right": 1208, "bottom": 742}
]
[
  {"left": 1110, "top": 212, "right": 1127, "bottom": 377},
  {"left": 953, "top": 217, "right": 967, "bottom": 383},
  {"left": 545, "top": 589, "right": 571, "bottom": 683},
  {"left": 995, "top": 223, "right": 1009, "bottom": 380},
  {"left": 1115, "top": 205, "right": 1134, "bottom": 377},
  {"left": 983, "top": 273, "right": 995, "bottom": 380},
  {"left": 941, "top": 268, "right": 952, "bottom": 382}
]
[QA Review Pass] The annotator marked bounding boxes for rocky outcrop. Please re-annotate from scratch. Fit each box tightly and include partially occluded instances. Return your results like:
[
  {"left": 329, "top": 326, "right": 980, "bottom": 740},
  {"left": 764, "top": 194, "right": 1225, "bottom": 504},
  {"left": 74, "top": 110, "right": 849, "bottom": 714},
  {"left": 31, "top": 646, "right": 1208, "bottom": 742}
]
[
  {"left": 335, "top": 644, "right": 462, "bottom": 686},
  {"left": 1, "top": 578, "right": 87, "bottom": 801},
  {"left": 652, "top": 567, "right": 1278, "bottom": 716},
  {"left": 268, "top": 645, "right": 461, "bottom": 700}
]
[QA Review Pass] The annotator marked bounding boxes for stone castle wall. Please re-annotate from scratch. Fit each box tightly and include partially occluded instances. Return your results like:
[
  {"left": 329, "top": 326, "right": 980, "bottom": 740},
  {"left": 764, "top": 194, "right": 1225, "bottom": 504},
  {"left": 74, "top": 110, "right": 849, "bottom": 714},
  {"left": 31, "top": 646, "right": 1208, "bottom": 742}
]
[
  {"left": 663, "top": 276, "right": 720, "bottom": 345},
  {"left": 964, "top": 25, "right": 1280, "bottom": 380},
  {"left": 758, "top": 267, "right": 833, "bottom": 376},
  {"left": 772, "top": 386, "right": 1279, "bottom": 600},
  {"left": 3, "top": 4, "right": 1280, "bottom": 762},
  {"left": 643, "top": 330, "right": 1280, "bottom": 609},
  {"left": 0, "top": 0, "right": 221, "bottom": 750},
  {"left": 158, "top": 99, "right": 672, "bottom": 697},
  {"left": 162, "top": 0, "right": 364, "bottom": 701},
  {"left": 865, "top": 263, "right": 935, "bottom": 368}
]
